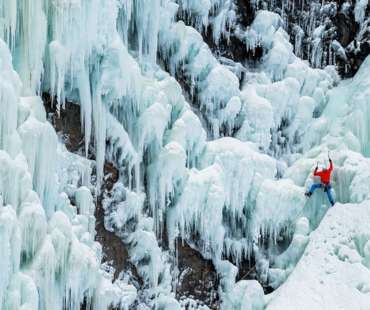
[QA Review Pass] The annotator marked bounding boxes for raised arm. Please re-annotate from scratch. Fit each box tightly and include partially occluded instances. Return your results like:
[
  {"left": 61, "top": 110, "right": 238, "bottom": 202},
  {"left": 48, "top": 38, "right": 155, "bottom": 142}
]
[
  {"left": 328, "top": 159, "right": 333, "bottom": 172},
  {"left": 313, "top": 165, "right": 319, "bottom": 176}
]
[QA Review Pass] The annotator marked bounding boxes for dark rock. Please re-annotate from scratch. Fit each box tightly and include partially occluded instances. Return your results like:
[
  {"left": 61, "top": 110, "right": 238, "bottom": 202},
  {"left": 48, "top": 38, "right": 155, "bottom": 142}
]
[
  {"left": 176, "top": 241, "right": 220, "bottom": 309},
  {"left": 43, "top": 93, "right": 85, "bottom": 154}
]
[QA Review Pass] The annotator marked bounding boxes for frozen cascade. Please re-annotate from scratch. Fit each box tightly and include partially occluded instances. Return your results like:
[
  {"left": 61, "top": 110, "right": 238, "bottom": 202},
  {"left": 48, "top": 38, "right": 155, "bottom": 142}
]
[
  {"left": 159, "top": 8, "right": 338, "bottom": 148},
  {"left": 2, "top": 0, "right": 370, "bottom": 309},
  {"left": 0, "top": 35, "right": 135, "bottom": 309},
  {"left": 175, "top": 0, "right": 236, "bottom": 44}
]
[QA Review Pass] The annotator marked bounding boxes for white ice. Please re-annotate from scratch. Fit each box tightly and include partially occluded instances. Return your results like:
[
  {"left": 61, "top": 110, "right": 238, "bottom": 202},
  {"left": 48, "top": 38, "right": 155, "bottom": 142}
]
[{"left": 1, "top": 1, "right": 370, "bottom": 309}]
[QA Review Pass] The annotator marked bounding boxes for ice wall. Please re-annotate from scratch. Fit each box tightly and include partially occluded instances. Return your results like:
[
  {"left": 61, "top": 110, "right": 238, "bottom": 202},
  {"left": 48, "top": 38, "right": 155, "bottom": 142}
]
[
  {"left": 0, "top": 38, "right": 135, "bottom": 310},
  {"left": 0, "top": 1, "right": 331, "bottom": 308},
  {"left": 2, "top": 0, "right": 370, "bottom": 309}
]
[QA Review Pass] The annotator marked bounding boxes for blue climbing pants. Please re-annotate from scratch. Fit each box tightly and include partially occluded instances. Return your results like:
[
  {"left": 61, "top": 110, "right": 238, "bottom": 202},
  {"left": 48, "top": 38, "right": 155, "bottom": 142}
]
[{"left": 308, "top": 183, "right": 335, "bottom": 206}]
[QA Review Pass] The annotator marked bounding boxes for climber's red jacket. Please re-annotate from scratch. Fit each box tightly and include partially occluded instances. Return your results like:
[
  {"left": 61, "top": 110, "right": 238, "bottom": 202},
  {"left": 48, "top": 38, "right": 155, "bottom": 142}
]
[{"left": 313, "top": 160, "right": 333, "bottom": 185}]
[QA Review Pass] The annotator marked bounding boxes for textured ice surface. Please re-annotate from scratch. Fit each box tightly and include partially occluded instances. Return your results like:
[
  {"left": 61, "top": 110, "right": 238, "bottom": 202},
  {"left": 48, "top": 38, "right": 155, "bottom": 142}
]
[
  {"left": 1, "top": 1, "right": 370, "bottom": 309},
  {"left": 245, "top": 11, "right": 282, "bottom": 50},
  {"left": 0, "top": 38, "right": 135, "bottom": 310},
  {"left": 266, "top": 201, "right": 370, "bottom": 310}
]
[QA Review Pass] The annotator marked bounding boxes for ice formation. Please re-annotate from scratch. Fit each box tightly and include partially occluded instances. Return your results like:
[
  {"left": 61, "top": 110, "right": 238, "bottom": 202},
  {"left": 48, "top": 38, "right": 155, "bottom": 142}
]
[
  {"left": 1, "top": 0, "right": 370, "bottom": 309},
  {"left": 266, "top": 201, "right": 370, "bottom": 310},
  {"left": 0, "top": 38, "right": 135, "bottom": 309}
]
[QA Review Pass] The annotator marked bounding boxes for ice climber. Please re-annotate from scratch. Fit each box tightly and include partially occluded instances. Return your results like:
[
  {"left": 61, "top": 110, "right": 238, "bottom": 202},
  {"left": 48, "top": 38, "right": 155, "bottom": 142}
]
[{"left": 305, "top": 157, "right": 335, "bottom": 206}]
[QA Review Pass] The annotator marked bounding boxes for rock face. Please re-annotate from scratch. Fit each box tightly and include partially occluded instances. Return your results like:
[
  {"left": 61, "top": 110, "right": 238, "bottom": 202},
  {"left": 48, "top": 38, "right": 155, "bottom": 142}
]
[{"left": 176, "top": 242, "right": 220, "bottom": 308}]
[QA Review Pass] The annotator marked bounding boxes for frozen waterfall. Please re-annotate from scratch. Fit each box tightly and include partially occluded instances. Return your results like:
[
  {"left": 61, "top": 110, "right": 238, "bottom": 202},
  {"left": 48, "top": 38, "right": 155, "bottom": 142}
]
[{"left": 1, "top": 0, "right": 370, "bottom": 309}]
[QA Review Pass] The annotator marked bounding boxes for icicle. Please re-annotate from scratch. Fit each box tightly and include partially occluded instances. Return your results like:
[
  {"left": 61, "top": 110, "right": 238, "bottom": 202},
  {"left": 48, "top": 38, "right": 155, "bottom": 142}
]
[
  {"left": 19, "top": 117, "right": 58, "bottom": 217},
  {"left": 293, "top": 25, "right": 304, "bottom": 58},
  {"left": 77, "top": 66, "right": 92, "bottom": 157},
  {"left": 19, "top": 200, "right": 47, "bottom": 263},
  {"left": 0, "top": 42, "right": 19, "bottom": 154},
  {"left": 0, "top": 0, "right": 17, "bottom": 50},
  {"left": 0, "top": 29, "right": 133, "bottom": 310},
  {"left": 133, "top": 0, "right": 161, "bottom": 63},
  {"left": 354, "top": 0, "right": 369, "bottom": 24},
  {"left": 13, "top": 0, "right": 47, "bottom": 94},
  {"left": 0, "top": 206, "right": 20, "bottom": 308},
  {"left": 92, "top": 81, "right": 107, "bottom": 191},
  {"left": 49, "top": 40, "right": 67, "bottom": 112}
]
